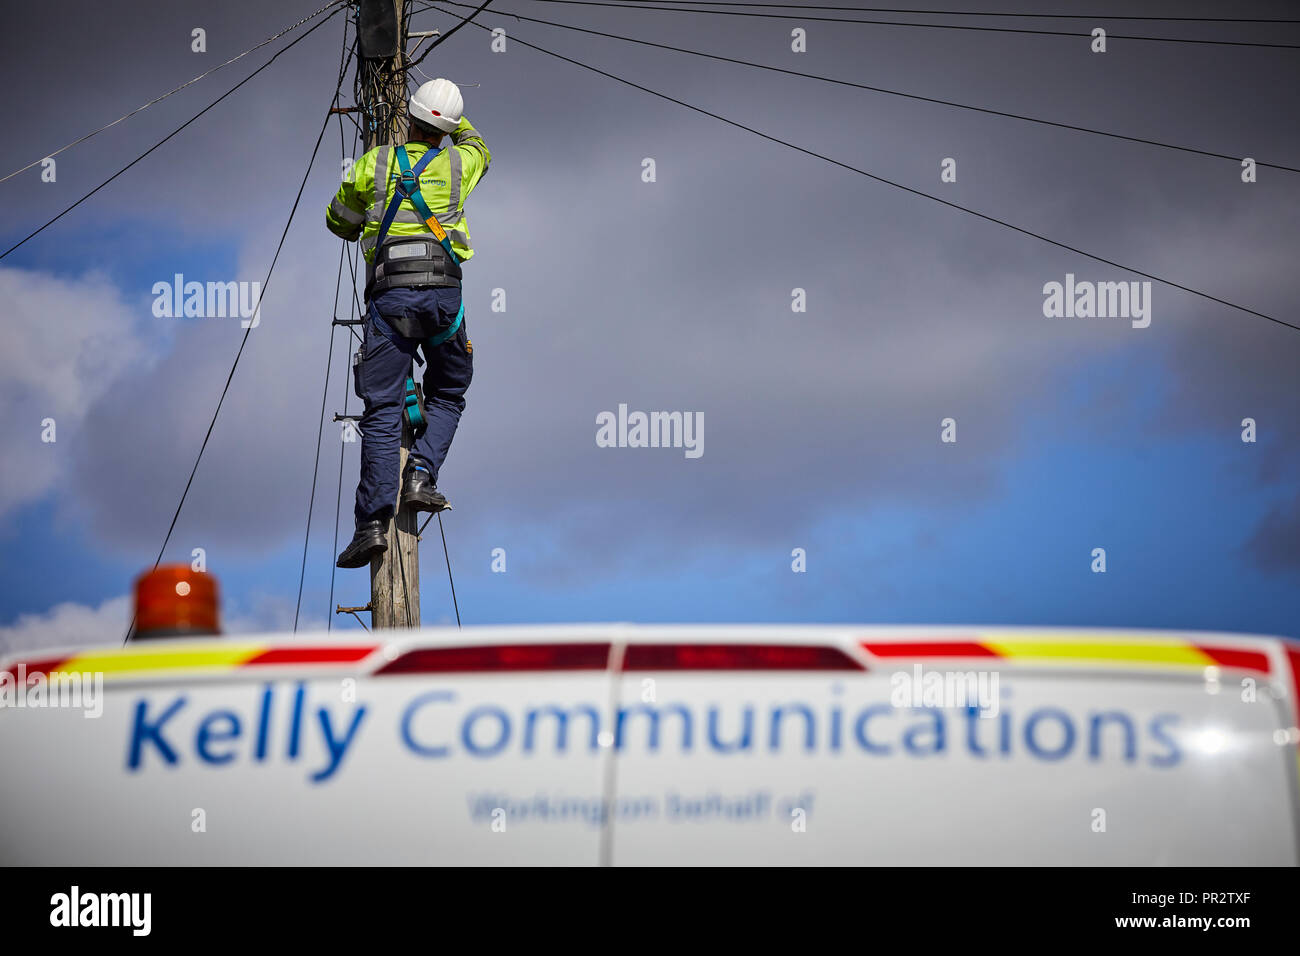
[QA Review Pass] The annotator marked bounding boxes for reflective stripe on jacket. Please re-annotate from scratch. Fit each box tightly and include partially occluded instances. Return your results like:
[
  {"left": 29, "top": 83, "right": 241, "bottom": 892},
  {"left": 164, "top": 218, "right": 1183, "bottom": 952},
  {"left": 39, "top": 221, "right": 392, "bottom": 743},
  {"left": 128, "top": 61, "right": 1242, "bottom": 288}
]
[{"left": 326, "top": 116, "right": 490, "bottom": 262}]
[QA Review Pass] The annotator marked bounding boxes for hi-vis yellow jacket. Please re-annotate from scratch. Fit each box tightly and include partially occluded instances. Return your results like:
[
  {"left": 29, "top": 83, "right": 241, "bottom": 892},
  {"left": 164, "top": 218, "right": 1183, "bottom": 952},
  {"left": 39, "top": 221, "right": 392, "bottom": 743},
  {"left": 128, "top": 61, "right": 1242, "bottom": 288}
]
[{"left": 326, "top": 116, "right": 490, "bottom": 262}]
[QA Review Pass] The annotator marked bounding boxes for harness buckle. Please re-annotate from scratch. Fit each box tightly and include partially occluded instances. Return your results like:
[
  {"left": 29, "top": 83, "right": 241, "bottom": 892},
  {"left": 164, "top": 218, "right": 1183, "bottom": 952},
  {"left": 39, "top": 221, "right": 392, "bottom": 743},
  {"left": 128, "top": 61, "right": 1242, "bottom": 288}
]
[
  {"left": 397, "top": 169, "right": 418, "bottom": 198},
  {"left": 403, "top": 375, "right": 427, "bottom": 437}
]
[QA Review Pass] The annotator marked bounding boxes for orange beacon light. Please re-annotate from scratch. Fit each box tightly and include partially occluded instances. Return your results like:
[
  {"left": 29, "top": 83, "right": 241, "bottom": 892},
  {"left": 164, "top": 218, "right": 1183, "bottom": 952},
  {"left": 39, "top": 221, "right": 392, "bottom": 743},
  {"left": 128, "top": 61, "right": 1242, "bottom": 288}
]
[{"left": 131, "top": 565, "right": 220, "bottom": 640}]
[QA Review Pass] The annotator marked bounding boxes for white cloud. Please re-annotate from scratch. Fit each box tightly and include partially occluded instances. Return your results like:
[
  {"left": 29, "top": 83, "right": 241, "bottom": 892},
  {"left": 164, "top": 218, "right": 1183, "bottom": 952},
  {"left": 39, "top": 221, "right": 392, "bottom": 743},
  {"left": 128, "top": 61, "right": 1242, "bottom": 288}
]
[
  {"left": 0, "top": 594, "right": 131, "bottom": 655},
  {"left": 223, "top": 592, "right": 329, "bottom": 635},
  {"left": 66, "top": 246, "right": 351, "bottom": 557},
  {"left": 0, "top": 267, "right": 158, "bottom": 518},
  {"left": 0, "top": 590, "right": 330, "bottom": 656}
]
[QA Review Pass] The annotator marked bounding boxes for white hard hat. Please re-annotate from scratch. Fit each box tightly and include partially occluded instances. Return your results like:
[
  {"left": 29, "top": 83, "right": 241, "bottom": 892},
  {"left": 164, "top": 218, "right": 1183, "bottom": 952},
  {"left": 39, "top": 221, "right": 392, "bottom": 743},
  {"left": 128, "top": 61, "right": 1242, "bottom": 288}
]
[{"left": 409, "top": 78, "right": 463, "bottom": 132}]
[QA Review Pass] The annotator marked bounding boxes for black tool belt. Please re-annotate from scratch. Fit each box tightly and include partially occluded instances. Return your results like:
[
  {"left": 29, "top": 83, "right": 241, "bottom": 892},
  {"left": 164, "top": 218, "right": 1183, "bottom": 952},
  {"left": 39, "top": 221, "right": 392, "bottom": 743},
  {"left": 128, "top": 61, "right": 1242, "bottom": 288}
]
[{"left": 366, "top": 237, "right": 462, "bottom": 299}]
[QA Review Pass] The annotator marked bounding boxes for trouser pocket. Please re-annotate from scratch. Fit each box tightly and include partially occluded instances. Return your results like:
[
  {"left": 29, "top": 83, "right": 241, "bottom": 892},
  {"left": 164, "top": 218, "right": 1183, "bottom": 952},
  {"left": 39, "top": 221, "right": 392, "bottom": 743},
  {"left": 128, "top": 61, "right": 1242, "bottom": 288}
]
[{"left": 352, "top": 346, "right": 364, "bottom": 401}]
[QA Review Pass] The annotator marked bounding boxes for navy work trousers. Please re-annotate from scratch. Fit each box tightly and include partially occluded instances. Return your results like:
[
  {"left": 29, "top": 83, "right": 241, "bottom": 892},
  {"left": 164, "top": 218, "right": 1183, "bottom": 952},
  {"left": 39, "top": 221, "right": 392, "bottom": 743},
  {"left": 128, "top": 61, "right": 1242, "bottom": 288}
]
[{"left": 353, "top": 286, "right": 472, "bottom": 525}]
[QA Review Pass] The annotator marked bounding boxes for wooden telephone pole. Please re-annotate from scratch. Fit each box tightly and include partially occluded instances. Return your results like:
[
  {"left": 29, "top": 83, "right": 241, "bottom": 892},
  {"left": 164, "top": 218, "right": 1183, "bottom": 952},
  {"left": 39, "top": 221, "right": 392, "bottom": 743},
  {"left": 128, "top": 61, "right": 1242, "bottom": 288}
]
[{"left": 358, "top": 0, "right": 419, "bottom": 628}]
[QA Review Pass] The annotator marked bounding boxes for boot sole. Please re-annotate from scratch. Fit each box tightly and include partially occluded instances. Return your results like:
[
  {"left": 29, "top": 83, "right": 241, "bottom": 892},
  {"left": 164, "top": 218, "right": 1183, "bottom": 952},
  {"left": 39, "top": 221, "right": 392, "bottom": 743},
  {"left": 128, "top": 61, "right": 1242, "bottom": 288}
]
[
  {"left": 401, "top": 491, "right": 450, "bottom": 514},
  {"left": 336, "top": 536, "right": 387, "bottom": 569}
]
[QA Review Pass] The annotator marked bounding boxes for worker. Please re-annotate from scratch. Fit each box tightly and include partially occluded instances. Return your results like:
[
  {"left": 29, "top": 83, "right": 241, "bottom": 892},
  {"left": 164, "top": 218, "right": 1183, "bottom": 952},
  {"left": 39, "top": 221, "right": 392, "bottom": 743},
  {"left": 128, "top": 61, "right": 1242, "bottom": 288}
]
[{"left": 325, "top": 79, "right": 490, "bottom": 569}]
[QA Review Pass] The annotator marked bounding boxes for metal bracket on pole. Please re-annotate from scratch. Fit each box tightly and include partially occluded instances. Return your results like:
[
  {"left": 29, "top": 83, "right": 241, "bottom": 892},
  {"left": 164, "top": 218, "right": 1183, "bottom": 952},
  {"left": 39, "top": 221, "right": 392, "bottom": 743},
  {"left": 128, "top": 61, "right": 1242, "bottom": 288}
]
[
  {"left": 333, "top": 413, "right": 363, "bottom": 440},
  {"left": 335, "top": 603, "right": 373, "bottom": 631},
  {"left": 408, "top": 29, "right": 442, "bottom": 68},
  {"left": 407, "top": 29, "right": 441, "bottom": 58}
]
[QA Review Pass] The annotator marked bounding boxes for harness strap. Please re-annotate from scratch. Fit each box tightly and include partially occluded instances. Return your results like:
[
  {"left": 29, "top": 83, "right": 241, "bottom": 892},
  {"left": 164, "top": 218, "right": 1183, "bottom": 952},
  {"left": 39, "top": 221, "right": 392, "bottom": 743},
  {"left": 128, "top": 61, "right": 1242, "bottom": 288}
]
[
  {"left": 374, "top": 144, "right": 443, "bottom": 253},
  {"left": 368, "top": 309, "right": 425, "bottom": 365},
  {"left": 402, "top": 375, "right": 427, "bottom": 436},
  {"left": 392, "top": 145, "right": 460, "bottom": 264},
  {"left": 426, "top": 300, "right": 465, "bottom": 349}
]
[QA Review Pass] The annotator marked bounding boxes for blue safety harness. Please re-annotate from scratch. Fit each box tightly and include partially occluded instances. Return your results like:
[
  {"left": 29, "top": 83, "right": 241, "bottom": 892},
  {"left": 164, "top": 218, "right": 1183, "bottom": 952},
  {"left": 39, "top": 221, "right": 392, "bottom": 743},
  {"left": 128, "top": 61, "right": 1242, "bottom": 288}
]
[
  {"left": 371, "top": 144, "right": 467, "bottom": 436},
  {"left": 373, "top": 144, "right": 465, "bottom": 348}
]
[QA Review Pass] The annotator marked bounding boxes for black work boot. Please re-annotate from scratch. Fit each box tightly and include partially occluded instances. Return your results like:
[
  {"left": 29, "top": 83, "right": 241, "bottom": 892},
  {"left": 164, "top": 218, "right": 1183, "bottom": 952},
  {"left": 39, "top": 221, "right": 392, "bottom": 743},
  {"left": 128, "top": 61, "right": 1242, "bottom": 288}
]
[
  {"left": 400, "top": 461, "right": 450, "bottom": 514},
  {"left": 336, "top": 518, "right": 388, "bottom": 568}
]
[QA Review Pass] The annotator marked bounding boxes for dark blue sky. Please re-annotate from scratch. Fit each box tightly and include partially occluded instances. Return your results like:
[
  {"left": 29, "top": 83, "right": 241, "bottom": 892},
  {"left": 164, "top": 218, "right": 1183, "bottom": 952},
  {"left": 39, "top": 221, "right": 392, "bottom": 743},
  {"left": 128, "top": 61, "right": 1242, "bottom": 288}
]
[{"left": 0, "top": 0, "right": 1297, "bottom": 650}]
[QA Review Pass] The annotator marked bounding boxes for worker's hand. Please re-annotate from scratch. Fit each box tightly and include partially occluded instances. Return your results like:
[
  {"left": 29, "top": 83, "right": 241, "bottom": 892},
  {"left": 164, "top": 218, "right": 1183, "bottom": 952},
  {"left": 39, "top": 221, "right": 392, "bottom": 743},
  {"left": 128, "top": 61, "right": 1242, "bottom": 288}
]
[{"left": 451, "top": 116, "right": 475, "bottom": 143}]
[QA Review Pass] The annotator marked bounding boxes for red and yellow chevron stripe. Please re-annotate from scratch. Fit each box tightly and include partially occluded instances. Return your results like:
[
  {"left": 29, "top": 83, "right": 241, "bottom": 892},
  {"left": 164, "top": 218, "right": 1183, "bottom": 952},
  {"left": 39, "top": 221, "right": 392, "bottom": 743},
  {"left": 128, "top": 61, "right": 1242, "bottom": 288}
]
[
  {"left": 5, "top": 644, "right": 378, "bottom": 680},
  {"left": 860, "top": 632, "right": 1271, "bottom": 673}
]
